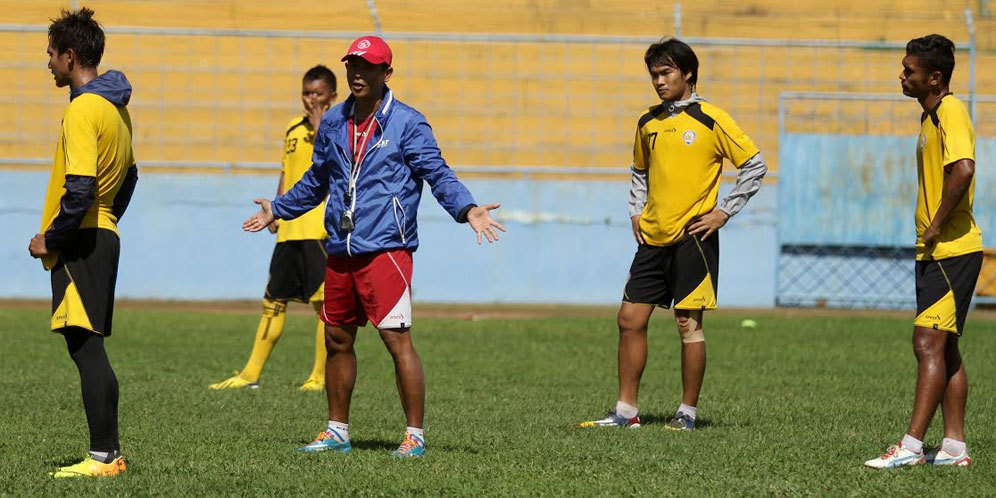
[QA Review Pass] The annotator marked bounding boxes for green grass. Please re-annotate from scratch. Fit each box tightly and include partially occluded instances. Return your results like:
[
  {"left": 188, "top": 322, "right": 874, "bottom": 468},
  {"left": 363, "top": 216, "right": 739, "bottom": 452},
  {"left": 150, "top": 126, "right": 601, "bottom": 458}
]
[{"left": 2, "top": 306, "right": 995, "bottom": 495}]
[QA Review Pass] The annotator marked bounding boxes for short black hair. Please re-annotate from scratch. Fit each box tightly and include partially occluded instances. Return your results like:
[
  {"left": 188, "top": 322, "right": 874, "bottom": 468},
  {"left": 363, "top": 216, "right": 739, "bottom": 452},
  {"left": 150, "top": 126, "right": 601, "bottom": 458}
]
[
  {"left": 906, "top": 34, "right": 956, "bottom": 85},
  {"left": 48, "top": 7, "right": 105, "bottom": 68},
  {"left": 304, "top": 65, "right": 337, "bottom": 93},
  {"left": 644, "top": 37, "right": 699, "bottom": 88}
]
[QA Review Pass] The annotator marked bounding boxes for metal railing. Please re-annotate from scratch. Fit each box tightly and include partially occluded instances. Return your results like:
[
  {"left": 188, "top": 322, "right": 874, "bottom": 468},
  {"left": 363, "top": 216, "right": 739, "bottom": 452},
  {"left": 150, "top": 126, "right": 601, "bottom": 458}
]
[{"left": 0, "top": 12, "right": 979, "bottom": 175}]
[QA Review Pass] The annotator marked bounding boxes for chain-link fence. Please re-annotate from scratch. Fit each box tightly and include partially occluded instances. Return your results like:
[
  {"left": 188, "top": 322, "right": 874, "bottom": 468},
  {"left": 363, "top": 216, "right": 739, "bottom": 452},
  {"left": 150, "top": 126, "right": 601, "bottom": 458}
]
[
  {"left": 0, "top": 18, "right": 981, "bottom": 173},
  {"left": 778, "top": 93, "right": 996, "bottom": 309}
]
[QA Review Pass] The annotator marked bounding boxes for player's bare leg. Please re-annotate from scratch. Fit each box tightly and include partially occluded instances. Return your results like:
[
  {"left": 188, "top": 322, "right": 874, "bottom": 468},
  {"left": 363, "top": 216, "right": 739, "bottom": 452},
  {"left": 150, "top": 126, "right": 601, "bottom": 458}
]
[
  {"left": 379, "top": 327, "right": 424, "bottom": 428},
  {"left": 940, "top": 335, "right": 966, "bottom": 442},
  {"left": 295, "top": 323, "right": 356, "bottom": 453},
  {"left": 325, "top": 324, "right": 358, "bottom": 423},
  {"left": 907, "top": 326, "right": 950, "bottom": 440},
  {"left": 866, "top": 326, "right": 947, "bottom": 467},
  {"left": 666, "top": 309, "right": 704, "bottom": 431},
  {"left": 575, "top": 302, "right": 652, "bottom": 428},
  {"left": 676, "top": 309, "right": 706, "bottom": 407},
  {"left": 922, "top": 333, "right": 972, "bottom": 465},
  {"left": 617, "top": 302, "right": 654, "bottom": 407},
  {"left": 380, "top": 327, "right": 428, "bottom": 457}
]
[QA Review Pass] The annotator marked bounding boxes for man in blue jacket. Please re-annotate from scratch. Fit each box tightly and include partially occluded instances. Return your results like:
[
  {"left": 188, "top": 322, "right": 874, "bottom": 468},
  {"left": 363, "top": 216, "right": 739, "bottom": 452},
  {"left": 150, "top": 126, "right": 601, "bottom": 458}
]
[{"left": 243, "top": 36, "right": 505, "bottom": 458}]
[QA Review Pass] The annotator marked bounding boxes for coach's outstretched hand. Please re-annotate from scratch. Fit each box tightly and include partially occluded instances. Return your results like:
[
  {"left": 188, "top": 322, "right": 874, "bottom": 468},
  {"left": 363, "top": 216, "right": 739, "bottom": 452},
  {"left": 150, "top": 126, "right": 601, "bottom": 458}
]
[
  {"left": 243, "top": 198, "right": 276, "bottom": 232},
  {"left": 467, "top": 203, "right": 506, "bottom": 244}
]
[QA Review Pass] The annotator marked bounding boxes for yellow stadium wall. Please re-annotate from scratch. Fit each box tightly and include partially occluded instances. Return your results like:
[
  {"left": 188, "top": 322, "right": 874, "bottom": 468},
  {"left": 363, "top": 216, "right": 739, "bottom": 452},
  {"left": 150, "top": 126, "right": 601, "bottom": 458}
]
[{"left": 1, "top": 0, "right": 994, "bottom": 172}]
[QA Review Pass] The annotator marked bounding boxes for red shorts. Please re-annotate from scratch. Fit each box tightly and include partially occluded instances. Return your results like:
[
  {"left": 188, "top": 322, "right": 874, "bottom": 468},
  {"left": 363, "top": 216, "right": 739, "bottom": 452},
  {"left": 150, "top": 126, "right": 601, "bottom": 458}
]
[{"left": 321, "top": 249, "right": 413, "bottom": 329}]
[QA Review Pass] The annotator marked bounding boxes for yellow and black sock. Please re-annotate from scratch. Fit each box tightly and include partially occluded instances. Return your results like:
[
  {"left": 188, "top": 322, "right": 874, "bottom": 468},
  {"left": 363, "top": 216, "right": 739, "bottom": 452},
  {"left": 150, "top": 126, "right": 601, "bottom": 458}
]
[
  {"left": 306, "top": 300, "right": 327, "bottom": 380},
  {"left": 239, "top": 298, "right": 287, "bottom": 381}
]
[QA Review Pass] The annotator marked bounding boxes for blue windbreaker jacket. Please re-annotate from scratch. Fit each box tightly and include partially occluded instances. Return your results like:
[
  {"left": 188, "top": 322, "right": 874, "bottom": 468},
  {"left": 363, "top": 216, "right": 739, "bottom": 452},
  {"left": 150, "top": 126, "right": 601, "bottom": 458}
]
[{"left": 270, "top": 88, "right": 476, "bottom": 257}]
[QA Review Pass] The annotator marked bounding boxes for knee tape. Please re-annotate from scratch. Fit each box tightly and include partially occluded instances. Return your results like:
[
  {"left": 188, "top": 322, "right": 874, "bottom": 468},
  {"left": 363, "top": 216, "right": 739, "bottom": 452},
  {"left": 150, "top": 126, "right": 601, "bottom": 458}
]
[
  {"left": 676, "top": 316, "right": 705, "bottom": 343},
  {"left": 262, "top": 298, "right": 287, "bottom": 318}
]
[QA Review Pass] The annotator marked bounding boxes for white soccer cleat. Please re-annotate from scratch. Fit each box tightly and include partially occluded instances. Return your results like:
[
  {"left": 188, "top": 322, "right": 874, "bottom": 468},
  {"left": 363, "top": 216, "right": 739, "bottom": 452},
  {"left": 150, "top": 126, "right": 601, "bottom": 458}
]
[
  {"left": 925, "top": 447, "right": 971, "bottom": 467},
  {"left": 575, "top": 411, "right": 641, "bottom": 429},
  {"left": 864, "top": 443, "right": 925, "bottom": 469}
]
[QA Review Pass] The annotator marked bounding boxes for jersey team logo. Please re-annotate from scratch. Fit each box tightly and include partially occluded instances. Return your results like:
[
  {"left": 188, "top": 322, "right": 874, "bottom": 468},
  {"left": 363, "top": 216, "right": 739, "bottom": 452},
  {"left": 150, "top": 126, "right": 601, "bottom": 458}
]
[
  {"left": 918, "top": 134, "right": 926, "bottom": 151},
  {"left": 682, "top": 130, "right": 697, "bottom": 146}
]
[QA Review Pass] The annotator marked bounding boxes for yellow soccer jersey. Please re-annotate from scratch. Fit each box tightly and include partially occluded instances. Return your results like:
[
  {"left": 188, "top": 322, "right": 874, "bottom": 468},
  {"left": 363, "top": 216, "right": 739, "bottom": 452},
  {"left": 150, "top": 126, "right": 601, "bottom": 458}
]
[
  {"left": 633, "top": 101, "right": 759, "bottom": 246},
  {"left": 915, "top": 94, "right": 981, "bottom": 260},
  {"left": 40, "top": 93, "right": 135, "bottom": 269},
  {"left": 277, "top": 116, "right": 328, "bottom": 242}
]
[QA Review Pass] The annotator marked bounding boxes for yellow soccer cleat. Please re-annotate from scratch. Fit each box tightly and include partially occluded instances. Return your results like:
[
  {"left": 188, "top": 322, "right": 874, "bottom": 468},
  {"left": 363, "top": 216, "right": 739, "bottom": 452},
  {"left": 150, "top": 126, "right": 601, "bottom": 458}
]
[
  {"left": 298, "top": 377, "right": 325, "bottom": 391},
  {"left": 209, "top": 372, "right": 260, "bottom": 390},
  {"left": 50, "top": 456, "right": 126, "bottom": 478}
]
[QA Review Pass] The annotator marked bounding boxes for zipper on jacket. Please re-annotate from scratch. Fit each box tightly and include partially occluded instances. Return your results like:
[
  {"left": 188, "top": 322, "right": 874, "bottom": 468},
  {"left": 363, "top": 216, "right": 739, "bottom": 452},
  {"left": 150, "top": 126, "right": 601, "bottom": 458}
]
[
  {"left": 392, "top": 196, "right": 407, "bottom": 244},
  {"left": 344, "top": 115, "right": 383, "bottom": 257}
]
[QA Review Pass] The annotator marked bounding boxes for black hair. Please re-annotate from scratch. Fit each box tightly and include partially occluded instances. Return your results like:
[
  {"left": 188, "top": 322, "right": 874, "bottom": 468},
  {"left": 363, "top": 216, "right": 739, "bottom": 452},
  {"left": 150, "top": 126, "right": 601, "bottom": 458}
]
[
  {"left": 48, "top": 7, "right": 105, "bottom": 68},
  {"left": 906, "top": 34, "right": 956, "bottom": 85},
  {"left": 303, "top": 65, "right": 337, "bottom": 93},
  {"left": 644, "top": 37, "right": 699, "bottom": 89}
]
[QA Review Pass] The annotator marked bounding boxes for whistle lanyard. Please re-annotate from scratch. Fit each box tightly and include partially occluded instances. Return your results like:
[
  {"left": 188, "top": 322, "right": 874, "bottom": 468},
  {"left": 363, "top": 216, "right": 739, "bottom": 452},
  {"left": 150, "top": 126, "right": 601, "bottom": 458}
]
[{"left": 345, "top": 110, "right": 376, "bottom": 206}]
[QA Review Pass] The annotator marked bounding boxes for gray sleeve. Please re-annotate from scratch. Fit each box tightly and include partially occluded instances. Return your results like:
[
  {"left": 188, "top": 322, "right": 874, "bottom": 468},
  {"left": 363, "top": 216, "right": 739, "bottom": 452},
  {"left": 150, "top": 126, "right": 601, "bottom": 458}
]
[
  {"left": 718, "top": 152, "right": 767, "bottom": 217},
  {"left": 628, "top": 165, "right": 648, "bottom": 218}
]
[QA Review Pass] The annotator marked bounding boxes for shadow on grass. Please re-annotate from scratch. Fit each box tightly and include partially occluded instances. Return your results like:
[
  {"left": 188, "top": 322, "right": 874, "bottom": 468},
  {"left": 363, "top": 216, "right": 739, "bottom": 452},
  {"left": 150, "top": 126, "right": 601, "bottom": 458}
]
[
  {"left": 45, "top": 456, "right": 86, "bottom": 467},
  {"left": 347, "top": 439, "right": 479, "bottom": 454},
  {"left": 349, "top": 439, "right": 399, "bottom": 451},
  {"left": 639, "top": 413, "right": 730, "bottom": 429}
]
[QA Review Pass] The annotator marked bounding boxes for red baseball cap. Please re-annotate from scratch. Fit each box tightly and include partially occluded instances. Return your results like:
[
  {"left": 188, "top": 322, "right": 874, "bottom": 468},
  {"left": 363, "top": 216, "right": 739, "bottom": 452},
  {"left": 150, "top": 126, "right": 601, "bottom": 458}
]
[{"left": 341, "top": 36, "right": 393, "bottom": 66}]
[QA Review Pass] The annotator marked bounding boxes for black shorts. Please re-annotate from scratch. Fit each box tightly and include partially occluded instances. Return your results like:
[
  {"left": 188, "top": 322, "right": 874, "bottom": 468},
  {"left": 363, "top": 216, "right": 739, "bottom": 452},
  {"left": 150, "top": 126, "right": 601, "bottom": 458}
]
[
  {"left": 265, "top": 239, "right": 327, "bottom": 302},
  {"left": 914, "top": 251, "right": 982, "bottom": 335},
  {"left": 50, "top": 228, "right": 120, "bottom": 336},
  {"left": 623, "top": 233, "right": 719, "bottom": 310}
]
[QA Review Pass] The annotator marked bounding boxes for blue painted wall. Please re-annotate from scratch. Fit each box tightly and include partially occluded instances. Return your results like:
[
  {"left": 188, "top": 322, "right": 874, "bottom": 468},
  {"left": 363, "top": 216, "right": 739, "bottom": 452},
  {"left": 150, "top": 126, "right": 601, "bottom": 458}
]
[
  {"left": 1, "top": 170, "right": 777, "bottom": 307},
  {"left": 776, "top": 134, "right": 996, "bottom": 309},
  {"left": 779, "top": 134, "right": 996, "bottom": 246}
]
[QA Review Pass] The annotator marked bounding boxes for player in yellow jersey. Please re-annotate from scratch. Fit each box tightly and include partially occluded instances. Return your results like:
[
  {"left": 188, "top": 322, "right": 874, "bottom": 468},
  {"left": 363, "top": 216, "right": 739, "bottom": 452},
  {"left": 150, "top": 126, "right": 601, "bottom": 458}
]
[
  {"left": 578, "top": 38, "right": 767, "bottom": 431},
  {"left": 866, "top": 35, "right": 980, "bottom": 469},
  {"left": 210, "top": 66, "right": 337, "bottom": 391},
  {"left": 29, "top": 8, "right": 135, "bottom": 477}
]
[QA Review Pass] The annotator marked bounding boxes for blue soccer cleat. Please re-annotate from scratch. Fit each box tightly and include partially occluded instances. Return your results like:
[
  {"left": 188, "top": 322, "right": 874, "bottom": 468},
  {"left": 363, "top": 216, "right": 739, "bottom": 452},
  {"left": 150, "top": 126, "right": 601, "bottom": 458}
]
[
  {"left": 392, "top": 432, "right": 426, "bottom": 457},
  {"left": 296, "top": 429, "right": 351, "bottom": 453},
  {"left": 665, "top": 412, "right": 695, "bottom": 431}
]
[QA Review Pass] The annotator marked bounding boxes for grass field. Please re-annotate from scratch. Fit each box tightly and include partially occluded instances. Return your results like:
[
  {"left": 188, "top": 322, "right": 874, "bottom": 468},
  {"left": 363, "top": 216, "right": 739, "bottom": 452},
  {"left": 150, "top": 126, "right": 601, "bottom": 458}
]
[{"left": 1, "top": 304, "right": 995, "bottom": 495}]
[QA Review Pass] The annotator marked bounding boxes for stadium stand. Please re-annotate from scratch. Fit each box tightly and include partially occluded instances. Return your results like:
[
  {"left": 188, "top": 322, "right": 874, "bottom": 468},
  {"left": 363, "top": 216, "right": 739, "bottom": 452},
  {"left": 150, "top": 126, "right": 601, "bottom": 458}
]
[{"left": 0, "top": 1, "right": 993, "bottom": 170}]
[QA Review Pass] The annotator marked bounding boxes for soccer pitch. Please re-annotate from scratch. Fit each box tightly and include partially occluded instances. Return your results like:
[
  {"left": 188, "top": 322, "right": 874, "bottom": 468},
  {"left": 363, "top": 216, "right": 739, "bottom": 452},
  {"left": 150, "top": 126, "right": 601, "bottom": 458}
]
[{"left": 1, "top": 304, "right": 993, "bottom": 495}]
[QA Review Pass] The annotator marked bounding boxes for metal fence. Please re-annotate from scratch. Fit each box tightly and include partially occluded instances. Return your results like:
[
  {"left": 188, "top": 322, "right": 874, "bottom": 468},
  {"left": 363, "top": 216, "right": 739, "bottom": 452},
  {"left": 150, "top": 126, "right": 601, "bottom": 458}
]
[
  {"left": 777, "top": 92, "right": 996, "bottom": 309},
  {"left": 0, "top": 10, "right": 981, "bottom": 173}
]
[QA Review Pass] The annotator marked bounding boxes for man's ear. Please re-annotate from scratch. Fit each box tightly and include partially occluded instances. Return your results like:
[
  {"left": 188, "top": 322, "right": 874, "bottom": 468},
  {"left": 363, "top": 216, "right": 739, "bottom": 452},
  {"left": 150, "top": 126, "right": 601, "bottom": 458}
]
[
  {"left": 384, "top": 66, "right": 394, "bottom": 83},
  {"left": 928, "top": 69, "right": 944, "bottom": 89},
  {"left": 64, "top": 47, "right": 77, "bottom": 69}
]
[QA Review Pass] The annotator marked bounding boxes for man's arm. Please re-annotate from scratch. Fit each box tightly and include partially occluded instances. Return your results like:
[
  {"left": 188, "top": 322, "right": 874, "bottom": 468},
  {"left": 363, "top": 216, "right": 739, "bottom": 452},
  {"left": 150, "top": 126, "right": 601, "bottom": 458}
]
[
  {"left": 402, "top": 117, "right": 476, "bottom": 220},
  {"left": 42, "top": 175, "right": 96, "bottom": 252},
  {"left": 111, "top": 165, "right": 139, "bottom": 221},
  {"left": 921, "top": 158, "right": 975, "bottom": 246},
  {"left": 718, "top": 152, "right": 768, "bottom": 217},
  {"left": 628, "top": 165, "right": 648, "bottom": 244},
  {"left": 403, "top": 116, "right": 504, "bottom": 243}
]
